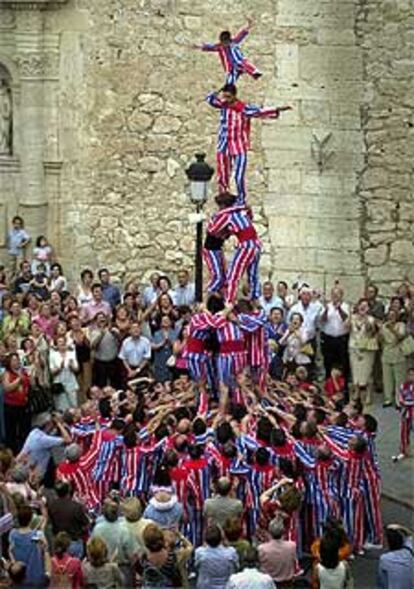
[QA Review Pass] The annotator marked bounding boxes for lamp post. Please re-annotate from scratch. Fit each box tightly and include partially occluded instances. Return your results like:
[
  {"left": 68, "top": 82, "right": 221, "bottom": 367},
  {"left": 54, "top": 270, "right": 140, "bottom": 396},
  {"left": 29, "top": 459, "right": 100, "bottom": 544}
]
[{"left": 185, "top": 153, "right": 214, "bottom": 303}]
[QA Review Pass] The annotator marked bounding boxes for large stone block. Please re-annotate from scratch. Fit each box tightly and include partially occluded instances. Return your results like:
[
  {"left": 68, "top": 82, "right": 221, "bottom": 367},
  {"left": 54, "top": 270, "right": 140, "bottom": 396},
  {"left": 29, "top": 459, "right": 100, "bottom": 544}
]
[
  {"left": 299, "top": 46, "right": 363, "bottom": 82},
  {"left": 262, "top": 127, "right": 364, "bottom": 155},
  {"left": 276, "top": 44, "right": 299, "bottom": 80},
  {"left": 390, "top": 240, "right": 414, "bottom": 264},
  {"left": 264, "top": 192, "right": 360, "bottom": 220},
  {"left": 364, "top": 245, "right": 389, "bottom": 267},
  {"left": 271, "top": 246, "right": 362, "bottom": 274},
  {"left": 276, "top": 0, "right": 356, "bottom": 28},
  {"left": 268, "top": 215, "right": 360, "bottom": 249}
]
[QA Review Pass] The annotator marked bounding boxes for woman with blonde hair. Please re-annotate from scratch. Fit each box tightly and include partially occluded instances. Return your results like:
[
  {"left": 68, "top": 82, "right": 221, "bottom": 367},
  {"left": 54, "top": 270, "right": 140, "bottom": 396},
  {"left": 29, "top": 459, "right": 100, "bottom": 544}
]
[
  {"left": 82, "top": 536, "right": 124, "bottom": 589},
  {"left": 348, "top": 298, "right": 379, "bottom": 406}
]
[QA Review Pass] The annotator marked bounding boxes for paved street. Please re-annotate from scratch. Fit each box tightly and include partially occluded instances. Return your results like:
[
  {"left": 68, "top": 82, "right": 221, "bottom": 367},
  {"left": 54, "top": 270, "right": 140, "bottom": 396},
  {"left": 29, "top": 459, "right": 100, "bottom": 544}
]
[{"left": 370, "top": 395, "right": 414, "bottom": 509}]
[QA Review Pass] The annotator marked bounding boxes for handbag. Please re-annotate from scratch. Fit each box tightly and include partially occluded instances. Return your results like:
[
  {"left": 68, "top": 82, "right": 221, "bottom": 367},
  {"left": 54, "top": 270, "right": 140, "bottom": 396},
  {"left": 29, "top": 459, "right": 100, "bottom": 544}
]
[
  {"left": 401, "top": 335, "right": 414, "bottom": 357},
  {"left": 300, "top": 343, "right": 314, "bottom": 357},
  {"left": 28, "top": 385, "right": 52, "bottom": 414}
]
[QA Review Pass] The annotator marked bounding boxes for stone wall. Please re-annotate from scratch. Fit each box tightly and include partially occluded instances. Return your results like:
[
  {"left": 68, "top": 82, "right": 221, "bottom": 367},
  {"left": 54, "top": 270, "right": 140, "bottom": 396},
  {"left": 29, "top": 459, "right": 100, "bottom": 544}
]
[
  {"left": 356, "top": 0, "right": 414, "bottom": 296},
  {"left": 262, "top": 0, "right": 365, "bottom": 301},
  {"left": 0, "top": 0, "right": 412, "bottom": 298}
]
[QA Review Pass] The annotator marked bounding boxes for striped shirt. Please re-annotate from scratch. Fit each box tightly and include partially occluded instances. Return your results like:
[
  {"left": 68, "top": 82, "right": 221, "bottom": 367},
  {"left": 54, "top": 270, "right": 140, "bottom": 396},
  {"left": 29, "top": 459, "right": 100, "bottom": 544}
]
[
  {"left": 206, "top": 93, "right": 280, "bottom": 155},
  {"left": 202, "top": 27, "right": 250, "bottom": 73},
  {"left": 207, "top": 206, "right": 260, "bottom": 246}
]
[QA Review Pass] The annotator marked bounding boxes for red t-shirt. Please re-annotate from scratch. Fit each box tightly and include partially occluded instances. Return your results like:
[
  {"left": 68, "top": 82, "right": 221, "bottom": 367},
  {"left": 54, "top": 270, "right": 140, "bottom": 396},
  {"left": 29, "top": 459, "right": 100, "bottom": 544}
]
[
  {"left": 325, "top": 376, "right": 345, "bottom": 397},
  {"left": 4, "top": 370, "right": 29, "bottom": 407}
]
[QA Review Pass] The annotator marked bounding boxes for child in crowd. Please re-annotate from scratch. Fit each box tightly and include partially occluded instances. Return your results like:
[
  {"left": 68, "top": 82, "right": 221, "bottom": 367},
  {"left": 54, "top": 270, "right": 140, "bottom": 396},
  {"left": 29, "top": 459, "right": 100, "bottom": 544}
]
[
  {"left": 7, "top": 216, "right": 30, "bottom": 279},
  {"left": 392, "top": 367, "right": 414, "bottom": 462},
  {"left": 31, "top": 236, "right": 53, "bottom": 276},
  {"left": 29, "top": 263, "right": 49, "bottom": 300}
]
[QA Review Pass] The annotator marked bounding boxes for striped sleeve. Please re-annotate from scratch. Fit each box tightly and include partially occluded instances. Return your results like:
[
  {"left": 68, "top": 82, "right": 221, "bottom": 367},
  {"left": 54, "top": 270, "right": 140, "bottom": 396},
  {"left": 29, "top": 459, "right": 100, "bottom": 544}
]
[
  {"left": 201, "top": 43, "right": 220, "bottom": 52},
  {"left": 233, "top": 27, "right": 249, "bottom": 44},
  {"left": 244, "top": 104, "right": 279, "bottom": 119},
  {"left": 293, "top": 442, "right": 316, "bottom": 469},
  {"left": 206, "top": 92, "right": 224, "bottom": 109}
]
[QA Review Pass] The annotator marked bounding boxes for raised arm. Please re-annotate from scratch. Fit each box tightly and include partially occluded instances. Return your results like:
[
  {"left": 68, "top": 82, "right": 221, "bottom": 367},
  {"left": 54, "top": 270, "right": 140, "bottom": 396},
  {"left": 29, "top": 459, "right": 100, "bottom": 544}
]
[
  {"left": 232, "top": 25, "right": 250, "bottom": 44},
  {"left": 205, "top": 91, "right": 225, "bottom": 109}
]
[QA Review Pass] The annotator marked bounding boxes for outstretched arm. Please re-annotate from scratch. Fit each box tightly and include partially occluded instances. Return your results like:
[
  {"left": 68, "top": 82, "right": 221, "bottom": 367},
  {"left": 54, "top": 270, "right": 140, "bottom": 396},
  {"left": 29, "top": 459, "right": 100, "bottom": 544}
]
[
  {"left": 199, "top": 42, "right": 220, "bottom": 52},
  {"left": 244, "top": 104, "right": 292, "bottom": 119}
]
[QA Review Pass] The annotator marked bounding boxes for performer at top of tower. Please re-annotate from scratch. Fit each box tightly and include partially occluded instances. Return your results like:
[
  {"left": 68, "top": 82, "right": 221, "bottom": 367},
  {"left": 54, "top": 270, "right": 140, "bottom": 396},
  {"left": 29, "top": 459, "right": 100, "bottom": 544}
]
[
  {"left": 193, "top": 18, "right": 261, "bottom": 84},
  {"left": 206, "top": 84, "right": 291, "bottom": 205}
]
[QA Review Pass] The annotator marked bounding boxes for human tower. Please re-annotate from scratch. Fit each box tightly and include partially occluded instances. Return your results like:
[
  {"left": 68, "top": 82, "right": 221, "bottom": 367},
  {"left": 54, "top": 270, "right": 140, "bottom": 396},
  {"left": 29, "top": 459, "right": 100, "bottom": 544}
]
[{"left": 187, "top": 21, "right": 292, "bottom": 404}]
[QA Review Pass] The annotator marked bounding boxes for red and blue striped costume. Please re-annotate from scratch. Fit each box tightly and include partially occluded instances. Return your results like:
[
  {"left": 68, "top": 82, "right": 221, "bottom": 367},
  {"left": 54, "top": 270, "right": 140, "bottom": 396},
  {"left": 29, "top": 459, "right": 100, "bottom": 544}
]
[
  {"left": 187, "top": 311, "right": 226, "bottom": 384},
  {"left": 216, "top": 318, "right": 247, "bottom": 386},
  {"left": 323, "top": 434, "right": 381, "bottom": 551},
  {"left": 56, "top": 459, "right": 100, "bottom": 513},
  {"left": 120, "top": 438, "right": 166, "bottom": 497},
  {"left": 80, "top": 429, "right": 123, "bottom": 502},
  {"left": 203, "top": 232, "right": 227, "bottom": 293},
  {"left": 201, "top": 26, "right": 261, "bottom": 84},
  {"left": 206, "top": 92, "right": 280, "bottom": 204},
  {"left": 399, "top": 381, "right": 414, "bottom": 455},
  {"left": 294, "top": 442, "right": 340, "bottom": 541},
  {"left": 207, "top": 206, "right": 262, "bottom": 303},
  {"left": 239, "top": 310, "right": 269, "bottom": 392},
  {"left": 182, "top": 456, "right": 211, "bottom": 547}
]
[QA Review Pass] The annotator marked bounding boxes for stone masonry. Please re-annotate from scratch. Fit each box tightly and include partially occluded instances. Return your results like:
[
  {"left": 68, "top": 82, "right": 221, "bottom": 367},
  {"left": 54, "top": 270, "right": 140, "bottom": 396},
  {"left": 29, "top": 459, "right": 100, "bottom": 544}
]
[{"left": 0, "top": 0, "right": 412, "bottom": 298}]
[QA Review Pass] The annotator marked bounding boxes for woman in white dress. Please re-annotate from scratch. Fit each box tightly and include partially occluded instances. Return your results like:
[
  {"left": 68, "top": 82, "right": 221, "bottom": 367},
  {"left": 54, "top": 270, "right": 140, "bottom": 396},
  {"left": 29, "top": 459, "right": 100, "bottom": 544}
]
[{"left": 49, "top": 335, "right": 79, "bottom": 412}]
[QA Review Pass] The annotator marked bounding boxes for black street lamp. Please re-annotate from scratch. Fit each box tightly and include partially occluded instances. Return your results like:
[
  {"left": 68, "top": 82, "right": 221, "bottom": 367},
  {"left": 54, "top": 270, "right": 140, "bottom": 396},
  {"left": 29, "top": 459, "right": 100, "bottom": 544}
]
[{"left": 185, "top": 153, "right": 214, "bottom": 303}]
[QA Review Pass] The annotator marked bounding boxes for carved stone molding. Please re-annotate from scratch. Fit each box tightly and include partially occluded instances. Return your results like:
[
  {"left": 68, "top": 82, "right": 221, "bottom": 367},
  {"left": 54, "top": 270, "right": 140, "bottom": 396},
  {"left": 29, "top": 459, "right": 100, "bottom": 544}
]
[
  {"left": 0, "top": 10, "right": 15, "bottom": 27},
  {"left": 0, "top": 0, "right": 68, "bottom": 9},
  {"left": 44, "top": 160, "right": 62, "bottom": 174},
  {"left": 16, "top": 52, "right": 59, "bottom": 78},
  {"left": 0, "top": 156, "right": 20, "bottom": 173}
]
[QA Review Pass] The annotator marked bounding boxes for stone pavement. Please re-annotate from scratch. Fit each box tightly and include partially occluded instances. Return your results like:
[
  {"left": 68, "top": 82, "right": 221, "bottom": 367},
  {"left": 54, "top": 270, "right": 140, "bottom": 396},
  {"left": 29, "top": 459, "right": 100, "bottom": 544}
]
[{"left": 370, "top": 395, "right": 414, "bottom": 509}]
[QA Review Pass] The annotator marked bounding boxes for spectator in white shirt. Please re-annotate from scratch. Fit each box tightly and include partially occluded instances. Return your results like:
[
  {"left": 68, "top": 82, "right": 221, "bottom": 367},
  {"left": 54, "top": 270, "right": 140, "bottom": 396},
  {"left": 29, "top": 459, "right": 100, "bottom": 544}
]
[
  {"left": 320, "top": 286, "right": 350, "bottom": 383},
  {"left": 143, "top": 272, "right": 160, "bottom": 308},
  {"left": 279, "top": 312, "right": 312, "bottom": 371},
  {"left": 276, "top": 280, "right": 295, "bottom": 311},
  {"left": 118, "top": 322, "right": 151, "bottom": 382},
  {"left": 288, "top": 287, "right": 321, "bottom": 342},
  {"left": 172, "top": 270, "right": 195, "bottom": 307},
  {"left": 226, "top": 546, "right": 276, "bottom": 589},
  {"left": 259, "top": 282, "right": 284, "bottom": 317}
]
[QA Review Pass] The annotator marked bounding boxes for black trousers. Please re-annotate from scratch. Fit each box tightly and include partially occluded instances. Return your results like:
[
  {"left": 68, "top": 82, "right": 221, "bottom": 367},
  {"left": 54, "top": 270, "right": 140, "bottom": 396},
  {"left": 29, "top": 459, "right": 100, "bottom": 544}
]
[
  {"left": 4, "top": 404, "right": 31, "bottom": 454},
  {"left": 320, "top": 333, "right": 350, "bottom": 383},
  {"left": 92, "top": 358, "right": 124, "bottom": 390}
]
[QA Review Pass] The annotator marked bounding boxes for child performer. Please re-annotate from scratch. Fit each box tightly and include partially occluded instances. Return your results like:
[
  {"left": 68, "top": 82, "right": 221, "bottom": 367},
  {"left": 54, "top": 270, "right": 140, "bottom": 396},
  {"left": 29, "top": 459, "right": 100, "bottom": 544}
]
[{"left": 194, "top": 19, "right": 262, "bottom": 84}]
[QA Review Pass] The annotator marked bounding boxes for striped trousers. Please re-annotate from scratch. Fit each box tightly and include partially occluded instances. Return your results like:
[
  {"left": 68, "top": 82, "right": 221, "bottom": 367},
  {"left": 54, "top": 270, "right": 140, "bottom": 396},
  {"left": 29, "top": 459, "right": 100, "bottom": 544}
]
[
  {"left": 226, "top": 241, "right": 261, "bottom": 303},
  {"left": 203, "top": 248, "right": 226, "bottom": 292},
  {"left": 217, "top": 151, "right": 247, "bottom": 204},
  {"left": 400, "top": 407, "right": 414, "bottom": 455},
  {"left": 225, "top": 59, "right": 261, "bottom": 84}
]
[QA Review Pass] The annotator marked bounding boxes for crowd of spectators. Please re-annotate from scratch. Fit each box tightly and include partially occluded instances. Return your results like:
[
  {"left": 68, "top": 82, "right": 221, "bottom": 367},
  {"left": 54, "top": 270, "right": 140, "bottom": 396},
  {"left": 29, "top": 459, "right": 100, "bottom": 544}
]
[{"left": 0, "top": 220, "right": 412, "bottom": 588}]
